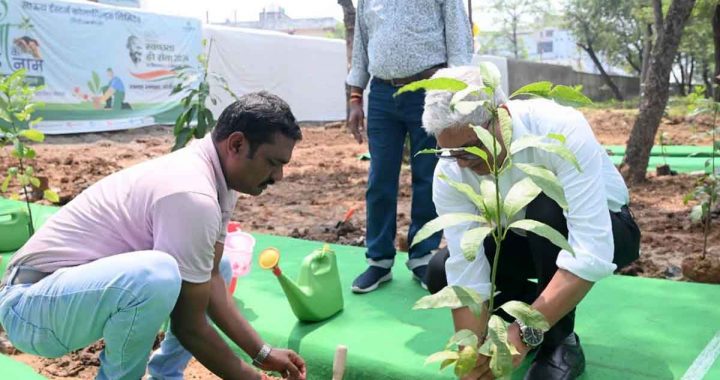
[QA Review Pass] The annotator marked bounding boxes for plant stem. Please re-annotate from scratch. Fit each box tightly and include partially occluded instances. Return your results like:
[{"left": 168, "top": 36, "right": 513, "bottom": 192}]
[
  {"left": 17, "top": 157, "right": 35, "bottom": 236},
  {"left": 489, "top": 116, "right": 504, "bottom": 317}
]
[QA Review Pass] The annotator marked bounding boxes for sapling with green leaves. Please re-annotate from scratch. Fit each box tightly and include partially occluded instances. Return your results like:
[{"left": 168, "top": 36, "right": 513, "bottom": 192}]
[
  {"left": 0, "top": 69, "right": 59, "bottom": 235},
  {"left": 683, "top": 97, "right": 719, "bottom": 259},
  {"left": 396, "top": 63, "right": 591, "bottom": 379},
  {"left": 171, "top": 38, "right": 238, "bottom": 151}
]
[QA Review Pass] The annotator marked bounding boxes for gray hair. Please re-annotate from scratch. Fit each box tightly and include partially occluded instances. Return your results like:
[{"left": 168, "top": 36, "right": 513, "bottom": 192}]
[{"left": 422, "top": 66, "right": 508, "bottom": 136}]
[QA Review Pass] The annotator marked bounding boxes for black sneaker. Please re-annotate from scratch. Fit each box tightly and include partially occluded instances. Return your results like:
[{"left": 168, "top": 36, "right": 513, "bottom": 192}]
[
  {"left": 524, "top": 333, "right": 585, "bottom": 380},
  {"left": 351, "top": 266, "right": 392, "bottom": 294},
  {"left": 411, "top": 265, "right": 428, "bottom": 290}
]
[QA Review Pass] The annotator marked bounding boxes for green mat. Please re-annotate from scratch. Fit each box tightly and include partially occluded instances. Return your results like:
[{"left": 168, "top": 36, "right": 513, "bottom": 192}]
[
  {"left": 0, "top": 354, "right": 46, "bottom": 379},
  {"left": 604, "top": 145, "right": 715, "bottom": 158},
  {"left": 2, "top": 199, "right": 720, "bottom": 380},
  {"left": 604, "top": 145, "right": 718, "bottom": 174}
]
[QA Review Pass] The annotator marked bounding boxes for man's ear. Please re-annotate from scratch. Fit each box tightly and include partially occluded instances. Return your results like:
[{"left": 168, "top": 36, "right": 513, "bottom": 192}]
[{"left": 225, "top": 131, "right": 247, "bottom": 157}]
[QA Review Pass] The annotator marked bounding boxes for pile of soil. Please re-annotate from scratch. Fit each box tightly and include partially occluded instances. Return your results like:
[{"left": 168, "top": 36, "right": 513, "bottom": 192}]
[{"left": 1, "top": 108, "right": 718, "bottom": 379}]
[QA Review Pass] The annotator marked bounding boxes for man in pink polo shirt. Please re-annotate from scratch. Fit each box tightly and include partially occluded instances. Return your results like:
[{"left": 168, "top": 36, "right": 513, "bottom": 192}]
[{"left": 0, "top": 92, "right": 306, "bottom": 380}]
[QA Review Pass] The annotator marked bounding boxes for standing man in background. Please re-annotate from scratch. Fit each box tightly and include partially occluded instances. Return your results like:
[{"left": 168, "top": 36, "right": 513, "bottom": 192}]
[{"left": 345, "top": 0, "right": 473, "bottom": 293}]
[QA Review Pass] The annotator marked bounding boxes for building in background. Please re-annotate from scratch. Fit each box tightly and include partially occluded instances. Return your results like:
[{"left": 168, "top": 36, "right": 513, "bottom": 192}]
[
  {"left": 477, "top": 27, "right": 630, "bottom": 76},
  {"left": 216, "top": 3, "right": 340, "bottom": 38}
]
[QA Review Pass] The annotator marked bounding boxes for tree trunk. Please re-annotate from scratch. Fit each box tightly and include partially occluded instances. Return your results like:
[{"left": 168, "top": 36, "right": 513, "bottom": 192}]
[
  {"left": 338, "top": 0, "right": 356, "bottom": 119},
  {"left": 512, "top": 19, "right": 519, "bottom": 59},
  {"left": 581, "top": 43, "right": 624, "bottom": 101},
  {"left": 676, "top": 54, "right": 687, "bottom": 96},
  {"left": 640, "top": 23, "right": 653, "bottom": 96},
  {"left": 622, "top": 0, "right": 696, "bottom": 185},
  {"left": 687, "top": 56, "right": 694, "bottom": 94},
  {"left": 713, "top": 4, "right": 720, "bottom": 101},
  {"left": 702, "top": 60, "right": 714, "bottom": 98}
]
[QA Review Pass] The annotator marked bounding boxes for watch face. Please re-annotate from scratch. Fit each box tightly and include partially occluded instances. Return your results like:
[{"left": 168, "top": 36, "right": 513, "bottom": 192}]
[{"left": 522, "top": 326, "right": 544, "bottom": 346}]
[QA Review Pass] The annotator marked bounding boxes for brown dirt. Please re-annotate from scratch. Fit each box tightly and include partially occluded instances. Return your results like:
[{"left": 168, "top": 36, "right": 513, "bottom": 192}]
[{"left": 1, "top": 109, "right": 718, "bottom": 378}]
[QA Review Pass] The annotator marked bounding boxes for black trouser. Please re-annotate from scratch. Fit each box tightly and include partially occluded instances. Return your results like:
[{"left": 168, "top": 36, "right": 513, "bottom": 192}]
[{"left": 426, "top": 193, "right": 641, "bottom": 347}]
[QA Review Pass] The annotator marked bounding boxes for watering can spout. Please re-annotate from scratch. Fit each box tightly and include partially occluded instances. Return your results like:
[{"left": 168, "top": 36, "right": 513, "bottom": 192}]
[{"left": 259, "top": 245, "right": 344, "bottom": 322}]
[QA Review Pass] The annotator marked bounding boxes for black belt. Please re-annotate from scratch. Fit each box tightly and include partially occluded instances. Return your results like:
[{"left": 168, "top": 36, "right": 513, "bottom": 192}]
[
  {"left": 375, "top": 63, "right": 447, "bottom": 87},
  {"left": 0, "top": 266, "right": 51, "bottom": 290}
]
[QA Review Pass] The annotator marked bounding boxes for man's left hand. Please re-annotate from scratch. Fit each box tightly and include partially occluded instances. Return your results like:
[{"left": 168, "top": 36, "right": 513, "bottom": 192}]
[
  {"left": 259, "top": 348, "right": 307, "bottom": 380},
  {"left": 460, "top": 323, "right": 530, "bottom": 380}
]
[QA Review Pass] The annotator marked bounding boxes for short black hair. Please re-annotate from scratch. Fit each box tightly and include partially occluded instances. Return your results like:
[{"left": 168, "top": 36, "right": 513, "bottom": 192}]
[{"left": 212, "top": 91, "right": 302, "bottom": 156}]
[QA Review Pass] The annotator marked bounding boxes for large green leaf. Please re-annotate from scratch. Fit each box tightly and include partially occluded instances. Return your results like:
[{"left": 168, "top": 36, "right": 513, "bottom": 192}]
[
  {"left": 471, "top": 124, "right": 501, "bottom": 156},
  {"left": 487, "top": 315, "right": 514, "bottom": 378},
  {"left": 19, "top": 128, "right": 44, "bottom": 142},
  {"left": 413, "top": 285, "right": 485, "bottom": 311},
  {"left": 464, "top": 147, "right": 488, "bottom": 162},
  {"left": 509, "top": 81, "right": 553, "bottom": 99},
  {"left": 1, "top": 174, "right": 11, "bottom": 192},
  {"left": 508, "top": 219, "right": 574, "bottom": 255},
  {"left": 425, "top": 350, "right": 459, "bottom": 366},
  {"left": 395, "top": 78, "right": 467, "bottom": 96},
  {"left": 498, "top": 107, "right": 513, "bottom": 152},
  {"left": 438, "top": 174, "right": 488, "bottom": 214},
  {"left": 456, "top": 286, "right": 485, "bottom": 318},
  {"left": 499, "top": 301, "right": 550, "bottom": 331},
  {"left": 478, "top": 62, "right": 501, "bottom": 91},
  {"left": 44, "top": 189, "right": 59, "bottom": 203},
  {"left": 447, "top": 329, "right": 479, "bottom": 349},
  {"left": 509, "top": 82, "right": 592, "bottom": 107},
  {"left": 411, "top": 212, "right": 484, "bottom": 248},
  {"left": 509, "top": 135, "right": 581, "bottom": 172},
  {"left": 503, "top": 177, "right": 542, "bottom": 220},
  {"left": 515, "top": 164, "right": 568, "bottom": 209},
  {"left": 460, "top": 226, "right": 492, "bottom": 261},
  {"left": 548, "top": 85, "right": 592, "bottom": 107},
  {"left": 451, "top": 84, "right": 484, "bottom": 105},
  {"left": 455, "top": 345, "right": 479, "bottom": 378},
  {"left": 480, "top": 180, "right": 498, "bottom": 222}
]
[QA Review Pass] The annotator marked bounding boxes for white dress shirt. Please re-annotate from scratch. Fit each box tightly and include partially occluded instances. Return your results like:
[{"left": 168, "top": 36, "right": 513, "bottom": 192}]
[{"left": 433, "top": 99, "right": 629, "bottom": 299}]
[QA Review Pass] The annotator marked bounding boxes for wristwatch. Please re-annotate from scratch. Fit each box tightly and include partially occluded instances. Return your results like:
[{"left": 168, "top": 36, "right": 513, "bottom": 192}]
[
  {"left": 515, "top": 319, "right": 544, "bottom": 348},
  {"left": 252, "top": 344, "right": 272, "bottom": 367}
]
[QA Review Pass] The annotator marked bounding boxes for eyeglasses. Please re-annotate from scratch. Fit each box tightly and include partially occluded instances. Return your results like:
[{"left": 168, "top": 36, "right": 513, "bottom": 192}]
[{"left": 435, "top": 147, "right": 485, "bottom": 162}]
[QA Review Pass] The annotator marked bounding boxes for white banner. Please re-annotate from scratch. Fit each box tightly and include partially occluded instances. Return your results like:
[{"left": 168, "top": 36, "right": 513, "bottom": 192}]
[{"left": 0, "top": 0, "right": 201, "bottom": 133}]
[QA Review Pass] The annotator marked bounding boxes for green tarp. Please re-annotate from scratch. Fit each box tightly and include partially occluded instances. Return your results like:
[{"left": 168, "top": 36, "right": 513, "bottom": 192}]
[
  {"left": 604, "top": 145, "right": 718, "bottom": 174},
  {"left": 1, "top": 200, "right": 719, "bottom": 379}
]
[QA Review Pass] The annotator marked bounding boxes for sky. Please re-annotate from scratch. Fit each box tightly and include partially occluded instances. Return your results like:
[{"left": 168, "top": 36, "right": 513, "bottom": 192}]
[
  {"left": 140, "top": 0, "right": 347, "bottom": 23},
  {"left": 139, "top": 1, "right": 562, "bottom": 30}
]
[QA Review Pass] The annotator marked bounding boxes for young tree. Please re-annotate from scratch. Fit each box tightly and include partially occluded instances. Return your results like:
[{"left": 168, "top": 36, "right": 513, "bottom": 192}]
[
  {"left": 489, "top": 0, "right": 548, "bottom": 59},
  {"left": 564, "top": 0, "right": 643, "bottom": 101},
  {"left": 622, "top": 0, "right": 697, "bottom": 184}
]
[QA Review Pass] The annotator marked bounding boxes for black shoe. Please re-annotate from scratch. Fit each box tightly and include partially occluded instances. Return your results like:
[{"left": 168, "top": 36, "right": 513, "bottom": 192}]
[
  {"left": 524, "top": 333, "right": 585, "bottom": 380},
  {"left": 351, "top": 266, "right": 392, "bottom": 294},
  {"left": 411, "top": 265, "right": 428, "bottom": 290}
]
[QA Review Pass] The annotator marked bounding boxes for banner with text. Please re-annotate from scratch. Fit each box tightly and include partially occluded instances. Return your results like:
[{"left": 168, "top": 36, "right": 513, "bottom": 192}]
[{"left": 0, "top": 0, "right": 201, "bottom": 134}]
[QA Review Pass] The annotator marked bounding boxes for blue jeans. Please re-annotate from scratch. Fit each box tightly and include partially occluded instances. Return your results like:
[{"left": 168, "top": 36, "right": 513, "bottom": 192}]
[
  {"left": 0, "top": 251, "right": 232, "bottom": 380},
  {"left": 365, "top": 78, "right": 443, "bottom": 270}
]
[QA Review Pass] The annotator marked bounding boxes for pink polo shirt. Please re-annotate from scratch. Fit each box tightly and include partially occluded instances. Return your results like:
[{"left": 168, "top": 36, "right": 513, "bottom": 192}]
[{"left": 9, "top": 135, "right": 238, "bottom": 283}]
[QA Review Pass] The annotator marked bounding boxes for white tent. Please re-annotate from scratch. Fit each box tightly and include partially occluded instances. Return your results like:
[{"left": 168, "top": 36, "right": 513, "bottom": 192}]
[{"left": 204, "top": 25, "right": 348, "bottom": 122}]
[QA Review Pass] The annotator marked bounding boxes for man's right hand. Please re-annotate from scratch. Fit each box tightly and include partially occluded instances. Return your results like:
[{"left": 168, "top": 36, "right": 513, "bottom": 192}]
[
  {"left": 347, "top": 101, "right": 365, "bottom": 144},
  {"left": 258, "top": 348, "right": 307, "bottom": 380}
]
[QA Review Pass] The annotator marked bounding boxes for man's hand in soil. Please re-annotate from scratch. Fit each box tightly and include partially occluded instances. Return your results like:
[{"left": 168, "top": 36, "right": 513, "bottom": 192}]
[
  {"left": 347, "top": 87, "right": 365, "bottom": 144},
  {"left": 258, "top": 348, "right": 307, "bottom": 380},
  {"left": 459, "top": 339, "right": 529, "bottom": 380}
]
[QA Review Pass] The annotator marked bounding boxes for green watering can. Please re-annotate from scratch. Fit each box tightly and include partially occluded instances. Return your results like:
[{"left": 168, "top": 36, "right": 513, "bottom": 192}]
[
  {"left": 259, "top": 244, "right": 344, "bottom": 322},
  {"left": 0, "top": 208, "right": 31, "bottom": 252}
]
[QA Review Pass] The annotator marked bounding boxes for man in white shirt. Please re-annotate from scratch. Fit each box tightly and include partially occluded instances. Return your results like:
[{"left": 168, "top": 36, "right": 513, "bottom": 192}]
[{"left": 421, "top": 67, "right": 640, "bottom": 380}]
